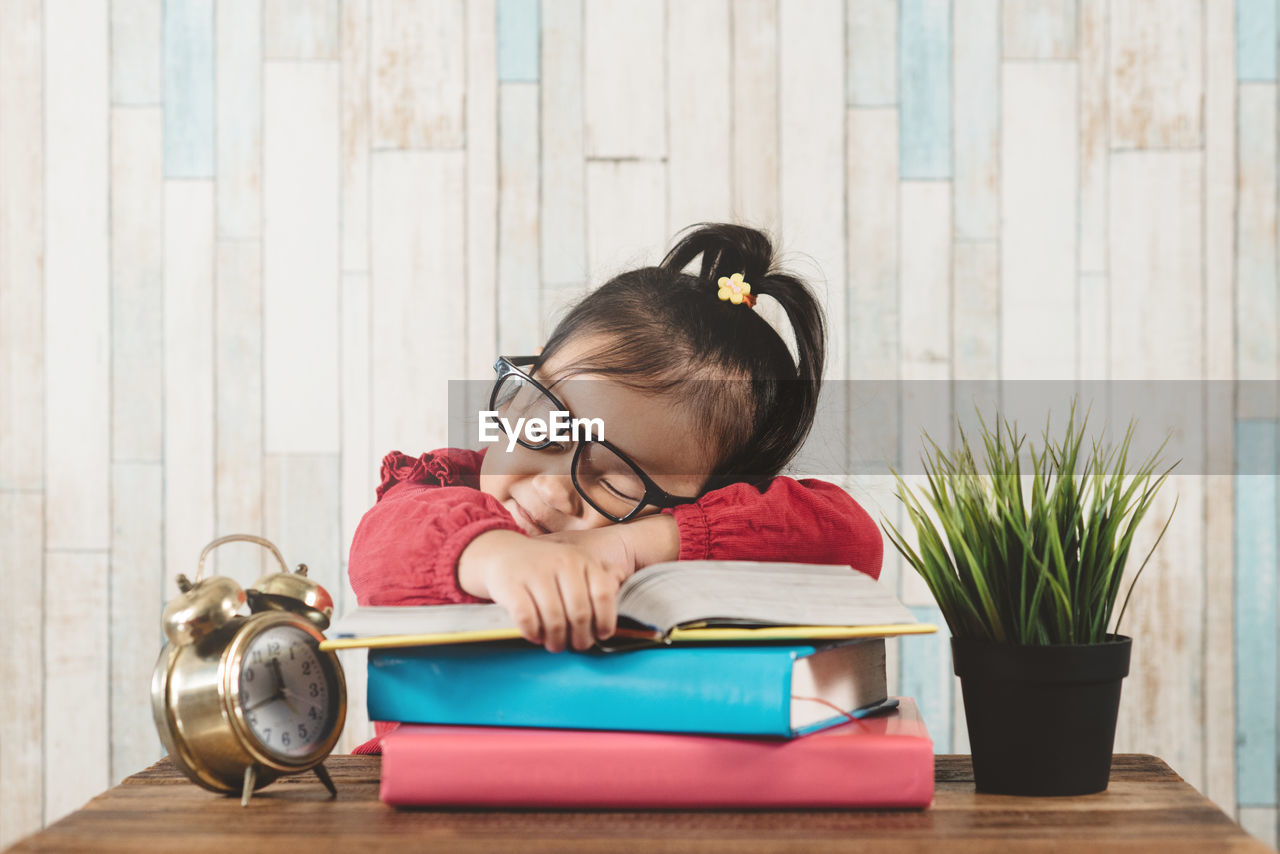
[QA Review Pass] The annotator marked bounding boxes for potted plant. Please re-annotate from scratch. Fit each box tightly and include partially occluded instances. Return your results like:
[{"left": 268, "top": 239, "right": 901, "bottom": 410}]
[{"left": 883, "top": 403, "right": 1175, "bottom": 796}]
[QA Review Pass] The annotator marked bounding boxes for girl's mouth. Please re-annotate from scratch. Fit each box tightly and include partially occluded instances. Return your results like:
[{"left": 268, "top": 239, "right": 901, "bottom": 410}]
[{"left": 508, "top": 500, "right": 550, "bottom": 535}]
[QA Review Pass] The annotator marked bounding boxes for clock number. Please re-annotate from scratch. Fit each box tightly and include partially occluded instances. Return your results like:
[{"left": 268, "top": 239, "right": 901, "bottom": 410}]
[
  {"left": 251, "top": 650, "right": 263, "bottom": 664},
  {"left": 298, "top": 724, "right": 308, "bottom": 740},
  {"left": 309, "top": 682, "right": 319, "bottom": 698},
  {"left": 262, "top": 727, "right": 272, "bottom": 743},
  {"left": 281, "top": 731, "right": 291, "bottom": 747},
  {"left": 289, "top": 645, "right": 295, "bottom": 661},
  {"left": 244, "top": 666, "right": 255, "bottom": 682},
  {"left": 301, "top": 661, "right": 312, "bottom": 676},
  {"left": 309, "top": 706, "right": 319, "bottom": 721},
  {"left": 269, "top": 640, "right": 280, "bottom": 655}
]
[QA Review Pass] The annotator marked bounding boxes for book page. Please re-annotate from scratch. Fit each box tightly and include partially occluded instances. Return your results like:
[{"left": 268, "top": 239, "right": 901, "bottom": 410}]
[
  {"left": 617, "top": 561, "right": 917, "bottom": 633},
  {"left": 330, "top": 603, "right": 517, "bottom": 638}
]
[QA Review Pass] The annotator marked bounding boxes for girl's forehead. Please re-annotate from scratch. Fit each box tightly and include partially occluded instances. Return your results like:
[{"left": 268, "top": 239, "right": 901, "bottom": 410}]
[{"left": 537, "top": 346, "right": 714, "bottom": 483}]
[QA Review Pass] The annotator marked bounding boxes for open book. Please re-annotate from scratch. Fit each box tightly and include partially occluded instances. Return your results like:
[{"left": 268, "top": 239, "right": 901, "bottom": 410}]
[{"left": 321, "top": 561, "right": 937, "bottom": 651}]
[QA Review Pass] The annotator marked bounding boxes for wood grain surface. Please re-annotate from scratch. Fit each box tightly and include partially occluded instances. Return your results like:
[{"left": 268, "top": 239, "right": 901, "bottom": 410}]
[{"left": 6, "top": 755, "right": 1270, "bottom": 854}]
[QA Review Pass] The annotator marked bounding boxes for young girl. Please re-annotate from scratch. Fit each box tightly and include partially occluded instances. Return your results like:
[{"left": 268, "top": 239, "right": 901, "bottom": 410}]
[{"left": 348, "top": 224, "right": 883, "bottom": 655}]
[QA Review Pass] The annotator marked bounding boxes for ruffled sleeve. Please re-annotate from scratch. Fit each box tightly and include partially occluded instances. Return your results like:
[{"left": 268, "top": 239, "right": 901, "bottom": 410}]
[
  {"left": 663, "top": 477, "right": 883, "bottom": 580},
  {"left": 349, "top": 449, "right": 522, "bottom": 606}
]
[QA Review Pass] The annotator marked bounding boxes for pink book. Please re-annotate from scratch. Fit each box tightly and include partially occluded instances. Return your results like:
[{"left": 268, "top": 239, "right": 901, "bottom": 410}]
[{"left": 379, "top": 697, "right": 933, "bottom": 809}]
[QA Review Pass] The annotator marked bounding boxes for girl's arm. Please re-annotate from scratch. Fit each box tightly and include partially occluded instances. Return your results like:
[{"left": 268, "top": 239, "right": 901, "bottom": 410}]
[
  {"left": 552, "top": 477, "right": 884, "bottom": 581},
  {"left": 347, "top": 482, "right": 523, "bottom": 606},
  {"left": 663, "top": 476, "right": 884, "bottom": 579}
]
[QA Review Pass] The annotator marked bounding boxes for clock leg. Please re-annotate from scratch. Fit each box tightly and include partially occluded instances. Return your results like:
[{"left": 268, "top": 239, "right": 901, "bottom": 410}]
[
  {"left": 313, "top": 763, "right": 337, "bottom": 798},
  {"left": 241, "top": 765, "right": 257, "bottom": 807}
]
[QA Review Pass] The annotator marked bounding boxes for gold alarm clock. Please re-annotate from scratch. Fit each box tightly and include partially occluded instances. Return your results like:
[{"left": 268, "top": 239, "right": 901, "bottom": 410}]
[{"left": 151, "top": 534, "right": 347, "bottom": 805}]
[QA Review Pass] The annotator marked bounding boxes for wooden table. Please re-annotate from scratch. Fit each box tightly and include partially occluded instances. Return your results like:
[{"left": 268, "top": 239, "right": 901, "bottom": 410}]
[{"left": 6, "top": 755, "right": 1270, "bottom": 853}]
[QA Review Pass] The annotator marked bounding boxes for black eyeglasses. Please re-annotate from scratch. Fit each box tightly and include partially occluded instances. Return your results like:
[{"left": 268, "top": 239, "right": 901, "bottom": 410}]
[{"left": 489, "top": 356, "right": 698, "bottom": 522}]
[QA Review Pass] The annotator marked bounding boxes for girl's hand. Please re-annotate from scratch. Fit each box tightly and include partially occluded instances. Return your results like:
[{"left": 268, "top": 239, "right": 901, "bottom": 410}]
[{"left": 457, "top": 531, "right": 631, "bottom": 653}]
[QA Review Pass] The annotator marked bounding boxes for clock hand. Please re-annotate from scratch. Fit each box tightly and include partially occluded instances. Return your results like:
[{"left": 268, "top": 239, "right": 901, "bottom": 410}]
[
  {"left": 268, "top": 659, "right": 300, "bottom": 715},
  {"left": 243, "top": 693, "right": 280, "bottom": 713}
]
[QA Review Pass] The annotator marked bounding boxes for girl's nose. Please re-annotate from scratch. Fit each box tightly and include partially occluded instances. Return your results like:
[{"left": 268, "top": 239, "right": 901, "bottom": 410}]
[{"left": 530, "top": 472, "right": 582, "bottom": 517}]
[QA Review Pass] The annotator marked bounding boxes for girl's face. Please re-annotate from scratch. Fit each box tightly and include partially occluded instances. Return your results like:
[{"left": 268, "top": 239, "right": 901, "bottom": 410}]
[{"left": 479, "top": 336, "right": 716, "bottom": 534}]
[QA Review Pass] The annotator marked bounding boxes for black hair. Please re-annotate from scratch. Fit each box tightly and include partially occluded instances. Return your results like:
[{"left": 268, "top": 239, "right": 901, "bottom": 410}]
[{"left": 538, "top": 223, "right": 826, "bottom": 491}]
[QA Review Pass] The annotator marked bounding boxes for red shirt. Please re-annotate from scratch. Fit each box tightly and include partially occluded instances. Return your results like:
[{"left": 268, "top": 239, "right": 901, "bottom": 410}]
[{"left": 348, "top": 448, "right": 884, "bottom": 607}]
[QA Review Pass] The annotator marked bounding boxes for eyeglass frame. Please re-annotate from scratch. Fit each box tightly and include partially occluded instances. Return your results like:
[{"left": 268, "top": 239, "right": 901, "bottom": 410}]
[{"left": 490, "top": 356, "right": 700, "bottom": 522}]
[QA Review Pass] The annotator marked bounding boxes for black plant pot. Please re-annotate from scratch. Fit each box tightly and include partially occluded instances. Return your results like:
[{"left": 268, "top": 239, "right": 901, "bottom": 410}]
[{"left": 951, "top": 634, "right": 1131, "bottom": 796}]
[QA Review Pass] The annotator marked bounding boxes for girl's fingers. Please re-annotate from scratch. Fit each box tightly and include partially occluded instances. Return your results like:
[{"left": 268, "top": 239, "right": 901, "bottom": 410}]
[
  {"left": 584, "top": 564, "right": 619, "bottom": 640},
  {"left": 528, "top": 579, "right": 569, "bottom": 653},
  {"left": 493, "top": 584, "right": 543, "bottom": 645},
  {"left": 556, "top": 569, "right": 596, "bottom": 651}
]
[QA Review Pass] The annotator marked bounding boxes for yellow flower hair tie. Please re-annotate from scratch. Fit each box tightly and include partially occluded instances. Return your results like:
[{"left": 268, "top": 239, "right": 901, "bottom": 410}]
[{"left": 716, "top": 273, "right": 756, "bottom": 308}]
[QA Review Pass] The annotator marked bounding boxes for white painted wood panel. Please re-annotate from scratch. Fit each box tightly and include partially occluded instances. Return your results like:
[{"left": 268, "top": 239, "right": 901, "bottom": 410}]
[
  {"left": 335, "top": 647, "right": 372, "bottom": 752},
  {"left": 340, "top": 272, "right": 375, "bottom": 564},
  {"left": 109, "top": 462, "right": 164, "bottom": 783},
  {"left": 0, "top": 493, "right": 44, "bottom": 848},
  {"left": 215, "top": 240, "right": 266, "bottom": 577},
  {"left": 1240, "top": 808, "right": 1278, "bottom": 851},
  {"left": 1078, "top": 272, "right": 1108, "bottom": 378},
  {"left": 1001, "top": 61, "right": 1077, "bottom": 379},
  {"left": 265, "top": 0, "right": 340, "bottom": 60},
  {"left": 780, "top": 0, "right": 846, "bottom": 379},
  {"left": 584, "top": 0, "right": 665, "bottom": 158},
  {"left": 370, "top": 152, "right": 468, "bottom": 455},
  {"left": 371, "top": 0, "right": 465, "bottom": 149},
  {"left": 43, "top": 551, "right": 109, "bottom": 824},
  {"left": 953, "top": 0, "right": 999, "bottom": 241},
  {"left": 1235, "top": 85, "right": 1277, "bottom": 407},
  {"left": 1002, "top": 0, "right": 1077, "bottom": 59},
  {"left": 847, "top": 107, "right": 899, "bottom": 381},
  {"left": 953, "top": 241, "right": 998, "bottom": 379},
  {"left": 899, "top": 181, "right": 952, "bottom": 381},
  {"left": 264, "top": 454, "right": 342, "bottom": 598},
  {"left": 847, "top": 0, "right": 897, "bottom": 106},
  {"left": 1203, "top": 0, "right": 1237, "bottom": 811},
  {"left": 216, "top": 0, "right": 262, "bottom": 239},
  {"left": 898, "top": 180, "right": 952, "bottom": 607},
  {"left": 45, "top": 0, "right": 110, "bottom": 549},
  {"left": 466, "top": 0, "right": 498, "bottom": 377},
  {"left": 111, "top": 0, "right": 161, "bottom": 105},
  {"left": 0, "top": 0, "right": 44, "bottom": 493},
  {"left": 263, "top": 62, "right": 341, "bottom": 453},
  {"left": 668, "top": 0, "right": 732, "bottom": 230},
  {"left": 1109, "top": 0, "right": 1203, "bottom": 149},
  {"left": 1079, "top": 0, "right": 1108, "bottom": 273},
  {"left": 163, "top": 181, "right": 216, "bottom": 583},
  {"left": 110, "top": 107, "right": 164, "bottom": 464},
  {"left": 731, "top": 0, "right": 780, "bottom": 231},
  {"left": 585, "top": 160, "right": 668, "bottom": 287},
  {"left": 341, "top": 0, "right": 371, "bottom": 273},
  {"left": 498, "top": 83, "right": 542, "bottom": 356},
  {"left": 540, "top": 0, "right": 587, "bottom": 287},
  {"left": 1108, "top": 151, "right": 1205, "bottom": 789}
]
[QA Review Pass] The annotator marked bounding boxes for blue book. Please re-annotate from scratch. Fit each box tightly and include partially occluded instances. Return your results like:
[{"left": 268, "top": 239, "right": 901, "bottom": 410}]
[{"left": 367, "top": 638, "right": 889, "bottom": 738}]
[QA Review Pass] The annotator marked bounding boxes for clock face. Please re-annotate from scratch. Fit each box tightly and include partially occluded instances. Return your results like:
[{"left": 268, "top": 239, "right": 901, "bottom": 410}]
[{"left": 236, "top": 623, "right": 339, "bottom": 761}]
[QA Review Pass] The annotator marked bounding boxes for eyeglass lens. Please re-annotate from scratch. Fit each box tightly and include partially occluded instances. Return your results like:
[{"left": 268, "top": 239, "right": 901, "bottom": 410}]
[{"left": 492, "top": 373, "right": 648, "bottom": 520}]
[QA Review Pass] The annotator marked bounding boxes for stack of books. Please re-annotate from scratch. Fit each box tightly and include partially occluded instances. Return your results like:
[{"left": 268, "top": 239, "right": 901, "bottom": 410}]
[{"left": 323, "top": 561, "right": 938, "bottom": 809}]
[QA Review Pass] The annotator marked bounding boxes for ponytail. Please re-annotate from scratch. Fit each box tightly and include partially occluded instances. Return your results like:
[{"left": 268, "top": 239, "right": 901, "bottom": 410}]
[{"left": 541, "top": 223, "right": 828, "bottom": 488}]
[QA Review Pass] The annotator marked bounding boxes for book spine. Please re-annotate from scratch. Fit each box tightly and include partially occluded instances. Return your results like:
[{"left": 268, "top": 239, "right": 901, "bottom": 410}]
[
  {"left": 367, "top": 644, "right": 811, "bottom": 737},
  {"left": 379, "top": 720, "right": 935, "bottom": 808}
]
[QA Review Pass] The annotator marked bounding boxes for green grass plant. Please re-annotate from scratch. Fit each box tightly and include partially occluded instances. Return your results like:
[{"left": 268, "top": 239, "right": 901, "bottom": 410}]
[{"left": 883, "top": 402, "right": 1176, "bottom": 645}]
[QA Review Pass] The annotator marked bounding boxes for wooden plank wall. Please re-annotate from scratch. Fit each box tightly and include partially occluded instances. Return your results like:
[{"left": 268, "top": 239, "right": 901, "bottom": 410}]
[{"left": 0, "top": 0, "right": 1276, "bottom": 847}]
